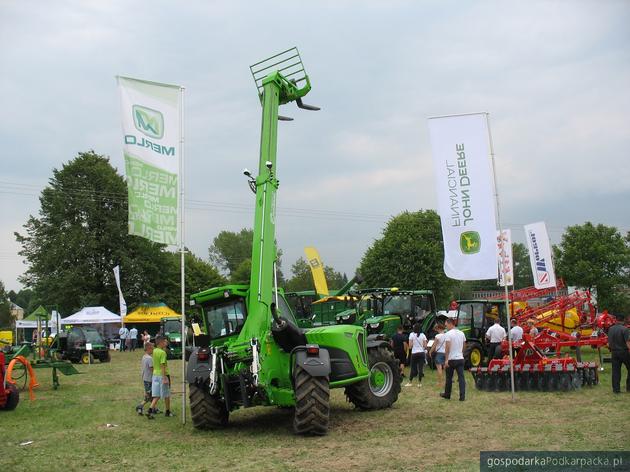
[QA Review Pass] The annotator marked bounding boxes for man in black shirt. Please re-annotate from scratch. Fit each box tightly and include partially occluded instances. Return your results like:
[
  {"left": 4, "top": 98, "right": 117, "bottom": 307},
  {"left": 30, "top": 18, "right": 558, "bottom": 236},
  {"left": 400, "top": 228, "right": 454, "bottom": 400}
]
[
  {"left": 607, "top": 312, "right": 630, "bottom": 394},
  {"left": 390, "top": 325, "right": 408, "bottom": 377}
]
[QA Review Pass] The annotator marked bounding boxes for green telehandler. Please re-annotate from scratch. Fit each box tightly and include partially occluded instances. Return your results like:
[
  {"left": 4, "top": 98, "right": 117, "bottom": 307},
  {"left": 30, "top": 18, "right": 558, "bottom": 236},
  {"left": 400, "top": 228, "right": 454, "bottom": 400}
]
[{"left": 186, "top": 48, "right": 401, "bottom": 435}]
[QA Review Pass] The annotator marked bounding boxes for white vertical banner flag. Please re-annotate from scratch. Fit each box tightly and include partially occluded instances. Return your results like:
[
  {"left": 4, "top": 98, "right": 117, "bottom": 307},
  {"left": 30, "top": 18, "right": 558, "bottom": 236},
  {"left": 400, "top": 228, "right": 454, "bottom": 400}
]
[
  {"left": 113, "top": 265, "right": 127, "bottom": 318},
  {"left": 428, "top": 113, "right": 498, "bottom": 280},
  {"left": 497, "top": 229, "right": 514, "bottom": 287},
  {"left": 118, "top": 76, "right": 181, "bottom": 245},
  {"left": 524, "top": 221, "right": 557, "bottom": 289}
]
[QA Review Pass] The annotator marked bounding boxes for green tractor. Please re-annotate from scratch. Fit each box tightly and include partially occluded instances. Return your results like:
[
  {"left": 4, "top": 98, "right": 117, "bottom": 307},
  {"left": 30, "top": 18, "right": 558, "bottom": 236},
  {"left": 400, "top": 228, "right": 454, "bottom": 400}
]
[
  {"left": 56, "top": 326, "right": 111, "bottom": 364},
  {"left": 336, "top": 288, "right": 437, "bottom": 337},
  {"left": 288, "top": 274, "right": 361, "bottom": 329},
  {"left": 186, "top": 48, "right": 401, "bottom": 435},
  {"left": 160, "top": 317, "right": 183, "bottom": 359},
  {"left": 421, "top": 299, "right": 508, "bottom": 368}
]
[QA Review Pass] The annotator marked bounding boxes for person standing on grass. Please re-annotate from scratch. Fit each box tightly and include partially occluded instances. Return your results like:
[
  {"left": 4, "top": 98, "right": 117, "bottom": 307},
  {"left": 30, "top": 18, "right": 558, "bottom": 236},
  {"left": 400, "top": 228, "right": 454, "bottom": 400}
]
[
  {"left": 390, "top": 325, "right": 408, "bottom": 377},
  {"left": 607, "top": 312, "right": 630, "bottom": 394},
  {"left": 441, "top": 317, "right": 467, "bottom": 401},
  {"left": 119, "top": 325, "right": 129, "bottom": 352},
  {"left": 405, "top": 323, "right": 427, "bottom": 387},
  {"left": 136, "top": 342, "right": 154, "bottom": 415},
  {"left": 147, "top": 336, "right": 174, "bottom": 419},
  {"left": 485, "top": 317, "right": 505, "bottom": 360},
  {"left": 129, "top": 326, "right": 138, "bottom": 352},
  {"left": 429, "top": 323, "right": 446, "bottom": 388}
]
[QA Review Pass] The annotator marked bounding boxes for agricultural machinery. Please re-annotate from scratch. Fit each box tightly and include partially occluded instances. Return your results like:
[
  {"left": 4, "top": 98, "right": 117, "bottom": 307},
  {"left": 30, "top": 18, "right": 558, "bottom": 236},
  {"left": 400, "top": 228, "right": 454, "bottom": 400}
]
[
  {"left": 160, "top": 317, "right": 183, "bottom": 359},
  {"left": 470, "top": 330, "right": 605, "bottom": 392},
  {"left": 55, "top": 326, "right": 111, "bottom": 364},
  {"left": 186, "top": 48, "right": 401, "bottom": 435},
  {"left": 287, "top": 274, "right": 361, "bottom": 328},
  {"left": 336, "top": 288, "right": 436, "bottom": 337},
  {"left": 4, "top": 312, "right": 79, "bottom": 389}
]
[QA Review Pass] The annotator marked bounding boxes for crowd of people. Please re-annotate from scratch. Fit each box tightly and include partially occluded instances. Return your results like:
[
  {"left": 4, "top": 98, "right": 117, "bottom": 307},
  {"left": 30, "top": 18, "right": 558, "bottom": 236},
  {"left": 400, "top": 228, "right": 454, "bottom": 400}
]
[
  {"left": 390, "top": 317, "right": 468, "bottom": 401},
  {"left": 118, "top": 325, "right": 151, "bottom": 352}
]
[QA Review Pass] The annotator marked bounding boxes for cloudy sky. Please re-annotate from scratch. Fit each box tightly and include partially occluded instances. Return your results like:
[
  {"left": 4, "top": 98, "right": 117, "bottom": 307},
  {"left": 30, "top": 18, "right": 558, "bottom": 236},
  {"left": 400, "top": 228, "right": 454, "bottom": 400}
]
[{"left": 1, "top": 0, "right": 629, "bottom": 292}]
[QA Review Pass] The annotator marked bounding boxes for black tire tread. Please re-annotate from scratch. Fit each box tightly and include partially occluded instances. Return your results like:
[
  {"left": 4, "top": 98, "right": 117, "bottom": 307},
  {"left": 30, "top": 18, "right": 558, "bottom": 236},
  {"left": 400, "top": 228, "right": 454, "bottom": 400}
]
[
  {"left": 293, "top": 365, "right": 330, "bottom": 435},
  {"left": 189, "top": 383, "right": 228, "bottom": 430}
]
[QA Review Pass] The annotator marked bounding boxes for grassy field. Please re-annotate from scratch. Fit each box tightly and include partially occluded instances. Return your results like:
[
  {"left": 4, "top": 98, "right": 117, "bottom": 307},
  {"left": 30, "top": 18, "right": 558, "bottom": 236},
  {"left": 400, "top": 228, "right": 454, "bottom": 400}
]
[{"left": 2, "top": 349, "right": 628, "bottom": 471}]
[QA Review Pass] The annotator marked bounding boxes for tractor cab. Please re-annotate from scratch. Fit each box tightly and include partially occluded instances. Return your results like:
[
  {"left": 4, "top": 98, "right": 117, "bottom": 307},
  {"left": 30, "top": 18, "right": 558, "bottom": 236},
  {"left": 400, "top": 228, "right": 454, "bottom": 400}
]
[
  {"left": 453, "top": 299, "right": 508, "bottom": 367},
  {"left": 160, "top": 317, "right": 183, "bottom": 359},
  {"left": 338, "top": 288, "right": 436, "bottom": 337},
  {"left": 285, "top": 291, "right": 318, "bottom": 328}
]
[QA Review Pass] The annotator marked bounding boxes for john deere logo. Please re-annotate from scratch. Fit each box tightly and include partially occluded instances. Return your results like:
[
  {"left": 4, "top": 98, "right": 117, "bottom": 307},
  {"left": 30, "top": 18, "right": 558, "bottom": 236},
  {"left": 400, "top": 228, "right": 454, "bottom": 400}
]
[
  {"left": 460, "top": 231, "right": 481, "bottom": 254},
  {"left": 133, "top": 105, "right": 164, "bottom": 139}
]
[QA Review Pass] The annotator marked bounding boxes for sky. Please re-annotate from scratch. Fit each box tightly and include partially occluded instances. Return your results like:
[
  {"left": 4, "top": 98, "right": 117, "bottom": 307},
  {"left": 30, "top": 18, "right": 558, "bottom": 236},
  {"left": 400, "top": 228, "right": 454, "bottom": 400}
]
[{"left": 1, "top": 0, "right": 629, "bottom": 292}]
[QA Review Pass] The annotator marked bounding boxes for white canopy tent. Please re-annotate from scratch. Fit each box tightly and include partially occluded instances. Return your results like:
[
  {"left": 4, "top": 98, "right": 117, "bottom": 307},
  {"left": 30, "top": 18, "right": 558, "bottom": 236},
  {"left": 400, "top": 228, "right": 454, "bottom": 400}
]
[
  {"left": 61, "top": 306, "right": 122, "bottom": 341},
  {"left": 61, "top": 306, "right": 121, "bottom": 325}
]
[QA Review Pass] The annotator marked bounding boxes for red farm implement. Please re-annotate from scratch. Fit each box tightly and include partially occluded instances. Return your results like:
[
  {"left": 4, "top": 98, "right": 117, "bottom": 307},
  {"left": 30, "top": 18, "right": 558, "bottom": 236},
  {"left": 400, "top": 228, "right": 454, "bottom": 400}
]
[{"left": 470, "top": 331, "right": 606, "bottom": 392}]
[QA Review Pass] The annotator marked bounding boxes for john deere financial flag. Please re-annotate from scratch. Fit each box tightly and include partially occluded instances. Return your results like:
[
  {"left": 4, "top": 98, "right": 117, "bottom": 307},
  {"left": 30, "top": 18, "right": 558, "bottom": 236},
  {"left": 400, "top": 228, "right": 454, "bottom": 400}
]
[
  {"left": 524, "top": 221, "right": 557, "bottom": 289},
  {"left": 428, "top": 113, "right": 498, "bottom": 280},
  {"left": 118, "top": 76, "right": 181, "bottom": 245}
]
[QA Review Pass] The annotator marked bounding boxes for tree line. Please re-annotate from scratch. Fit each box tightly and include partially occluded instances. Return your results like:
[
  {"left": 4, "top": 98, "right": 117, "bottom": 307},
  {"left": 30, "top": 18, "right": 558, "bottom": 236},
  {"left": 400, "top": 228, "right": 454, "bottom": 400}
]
[{"left": 2, "top": 151, "right": 629, "bottom": 326}]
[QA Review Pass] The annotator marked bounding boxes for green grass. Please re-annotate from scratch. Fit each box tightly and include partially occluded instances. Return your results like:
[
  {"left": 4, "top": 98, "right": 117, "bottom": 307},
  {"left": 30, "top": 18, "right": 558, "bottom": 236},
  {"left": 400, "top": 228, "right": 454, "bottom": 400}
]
[{"left": 2, "top": 349, "right": 628, "bottom": 471}]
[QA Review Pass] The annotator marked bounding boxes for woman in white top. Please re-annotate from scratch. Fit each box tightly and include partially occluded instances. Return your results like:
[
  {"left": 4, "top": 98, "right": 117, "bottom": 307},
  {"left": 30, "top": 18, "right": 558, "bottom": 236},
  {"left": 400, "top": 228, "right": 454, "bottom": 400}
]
[
  {"left": 428, "top": 323, "right": 446, "bottom": 388},
  {"left": 405, "top": 323, "right": 427, "bottom": 387}
]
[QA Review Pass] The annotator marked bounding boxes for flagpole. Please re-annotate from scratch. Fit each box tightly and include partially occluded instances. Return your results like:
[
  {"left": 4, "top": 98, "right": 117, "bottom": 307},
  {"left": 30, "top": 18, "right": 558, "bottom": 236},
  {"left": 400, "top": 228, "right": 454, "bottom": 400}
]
[
  {"left": 486, "top": 113, "right": 516, "bottom": 401},
  {"left": 179, "top": 86, "right": 187, "bottom": 425}
]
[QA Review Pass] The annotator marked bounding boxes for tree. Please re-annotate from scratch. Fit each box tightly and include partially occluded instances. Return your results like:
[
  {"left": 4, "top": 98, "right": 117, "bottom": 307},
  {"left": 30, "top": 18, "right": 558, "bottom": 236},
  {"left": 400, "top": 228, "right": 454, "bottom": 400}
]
[
  {"left": 554, "top": 222, "right": 630, "bottom": 311},
  {"left": 359, "top": 210, "right": 456, "bottom": 306},
  {"left": 209, "top": 229, "right": 253, "bottom": 276},
  {"left": 209, "top": 228, "right": 284, "bottom": 284},
  {"left": 512, "top": 242, "right": 534, "bottom": 289},
  {"left": 158, "top": 250, "right": 226, "bottom": 308},
  {"left": 284, "top": 257, "right": 348, "bottom": 293},
  {"left": 0, "top": 280, "right": 12, "bottom": 328},
  {"left": 15, "top": 151, "right": 176, "bottom": 314}
]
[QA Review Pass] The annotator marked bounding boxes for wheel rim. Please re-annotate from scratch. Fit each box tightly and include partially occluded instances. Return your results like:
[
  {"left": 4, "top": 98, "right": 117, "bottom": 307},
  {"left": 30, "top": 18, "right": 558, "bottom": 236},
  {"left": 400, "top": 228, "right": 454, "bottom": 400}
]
[
  {"left": 470, "top": 348, "right": 481, "bottom": 367},
  {"left": 82, "top": 353, "right": 90, "bottom": 364},
  {"left": 369, "top": 361, "right": 393, "bottom": 397}
]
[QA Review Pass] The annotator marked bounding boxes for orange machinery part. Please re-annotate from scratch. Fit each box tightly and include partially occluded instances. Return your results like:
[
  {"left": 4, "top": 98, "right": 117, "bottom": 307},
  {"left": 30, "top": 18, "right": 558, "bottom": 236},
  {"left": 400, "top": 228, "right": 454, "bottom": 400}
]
[{"left": 6, "top": 355, "right": 40, "bottom": 401}]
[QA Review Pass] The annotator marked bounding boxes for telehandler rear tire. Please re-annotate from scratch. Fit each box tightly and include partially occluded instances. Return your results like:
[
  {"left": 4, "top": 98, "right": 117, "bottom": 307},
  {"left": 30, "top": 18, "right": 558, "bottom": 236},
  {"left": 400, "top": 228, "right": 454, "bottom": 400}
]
[
  {"left": 344, "top": 346, "right": 401, "bottom": 410},
  {"left": 293, "top": 365, "right": 329, "bottom": 436},
  {"left": 189, "top": 383, "right": 228, "bottom": 430}
]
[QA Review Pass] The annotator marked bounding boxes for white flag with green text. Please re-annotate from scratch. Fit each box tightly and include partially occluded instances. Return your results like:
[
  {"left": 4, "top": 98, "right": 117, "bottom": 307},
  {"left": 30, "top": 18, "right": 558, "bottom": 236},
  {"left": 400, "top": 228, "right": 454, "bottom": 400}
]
[
  {"left": 428, "top": 113, "right": 498, "bottom": 280},
  {"left": 118, "top": 76, "right": 181, "bottom": 245}
]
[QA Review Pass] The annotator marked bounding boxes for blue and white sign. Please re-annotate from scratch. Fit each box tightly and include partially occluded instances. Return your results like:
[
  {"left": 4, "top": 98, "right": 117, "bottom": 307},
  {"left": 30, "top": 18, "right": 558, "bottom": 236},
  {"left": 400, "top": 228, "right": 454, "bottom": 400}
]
[{"left": 524, "top": 221, "right": 557, "bottom": 289}]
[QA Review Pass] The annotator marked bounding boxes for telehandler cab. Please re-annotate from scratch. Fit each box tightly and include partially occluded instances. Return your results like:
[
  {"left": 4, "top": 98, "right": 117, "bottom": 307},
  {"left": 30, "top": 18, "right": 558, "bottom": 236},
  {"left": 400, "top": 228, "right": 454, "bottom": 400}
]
[{"left": 186, "top": 48, "right": 401, "bottom": 435}]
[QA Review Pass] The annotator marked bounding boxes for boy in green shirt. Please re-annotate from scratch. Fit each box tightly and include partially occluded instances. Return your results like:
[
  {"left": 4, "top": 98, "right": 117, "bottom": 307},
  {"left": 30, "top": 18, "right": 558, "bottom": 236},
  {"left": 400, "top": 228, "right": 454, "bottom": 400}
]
[{"left": 147, "top": 335, "right": 174, "bottom": 419}]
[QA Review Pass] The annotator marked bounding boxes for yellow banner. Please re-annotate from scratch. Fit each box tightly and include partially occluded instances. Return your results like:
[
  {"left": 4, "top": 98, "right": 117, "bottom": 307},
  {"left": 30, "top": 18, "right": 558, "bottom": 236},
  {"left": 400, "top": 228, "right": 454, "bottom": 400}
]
[{"left": 304, "top": 247, "right": 329, "bottom": 296}]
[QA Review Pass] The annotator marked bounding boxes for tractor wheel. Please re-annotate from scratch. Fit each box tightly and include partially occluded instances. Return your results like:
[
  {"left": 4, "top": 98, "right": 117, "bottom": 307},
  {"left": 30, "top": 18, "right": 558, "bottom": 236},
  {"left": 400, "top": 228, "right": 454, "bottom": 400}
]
[
  {"left": 81, "top": 352, "right": 93, "bottom": 364},
  {"left": 293, "top": 365, "right": 330, "bottom": 435},
  {"left": 2, "top": 384, "right": 20, "bottom": 411},
  {"left": 189, "top": 383, "right": 228, "bottom": 430},
  {"left": 464, "top": 344, "right": 483, "bottom": 369},
  {"left": 344, "top": 346, "right": 401, "bottom": 410},
  {"left": 100, "top": 352, "right": 111, "bottom": 363}
]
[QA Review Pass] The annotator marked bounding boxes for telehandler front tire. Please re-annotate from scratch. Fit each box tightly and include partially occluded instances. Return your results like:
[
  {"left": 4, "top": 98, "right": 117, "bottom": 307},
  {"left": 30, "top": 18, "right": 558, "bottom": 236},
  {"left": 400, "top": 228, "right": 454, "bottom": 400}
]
[
  {"left": 293, "top": 365, "right": 330, "bottom": 436},
  {"left": 189, "top": 383, "right": 228, "bottom": 430},
  {"left": 344, "top": 345, "right": 401, "bottom": 410}
]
